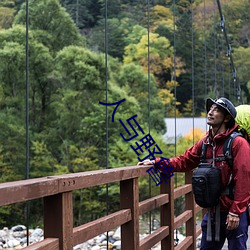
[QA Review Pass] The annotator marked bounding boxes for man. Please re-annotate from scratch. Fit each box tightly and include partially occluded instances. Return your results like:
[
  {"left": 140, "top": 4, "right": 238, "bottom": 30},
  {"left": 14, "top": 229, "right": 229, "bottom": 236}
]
[{"left": 138, "top": 97, "right": 250, "bottom": 250}]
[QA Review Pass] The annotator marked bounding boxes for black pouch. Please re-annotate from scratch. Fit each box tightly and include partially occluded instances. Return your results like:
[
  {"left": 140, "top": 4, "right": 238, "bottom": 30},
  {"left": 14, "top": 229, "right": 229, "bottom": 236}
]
[{"left": 192, "top": 163, "right": 221, "bottom": 208}]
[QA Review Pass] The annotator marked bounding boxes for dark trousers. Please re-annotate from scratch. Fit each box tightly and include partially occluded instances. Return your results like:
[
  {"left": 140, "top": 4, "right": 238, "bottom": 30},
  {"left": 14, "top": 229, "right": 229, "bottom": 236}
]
[{"left": 200, "top": 211, "right": 249, "bottom": 250}]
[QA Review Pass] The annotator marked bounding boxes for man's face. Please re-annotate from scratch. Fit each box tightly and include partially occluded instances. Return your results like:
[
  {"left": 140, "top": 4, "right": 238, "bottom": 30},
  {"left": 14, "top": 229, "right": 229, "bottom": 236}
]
[{"left": 207, "top": 104, "right": 226, "bottom": 127}]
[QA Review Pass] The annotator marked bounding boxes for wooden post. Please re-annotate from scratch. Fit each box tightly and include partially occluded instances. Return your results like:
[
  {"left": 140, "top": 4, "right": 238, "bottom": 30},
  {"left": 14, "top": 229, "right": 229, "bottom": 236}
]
[
  {"left": 161, "top": 177, "right": 174, "bottom": 250},
  {"left": 120, "top": 178, "right": 139, "bottom": 250},
  {"left": 44, "top": 192, "right": 73, "bottom": 250},
  {"left": 185, "top": 171, "right": 196, "bottom": 250}
]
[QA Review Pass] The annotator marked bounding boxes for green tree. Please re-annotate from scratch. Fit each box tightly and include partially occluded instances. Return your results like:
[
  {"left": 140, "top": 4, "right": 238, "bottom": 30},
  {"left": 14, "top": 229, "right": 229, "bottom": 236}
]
[
  {"left": 234, "top": 46, "right": 250, "bottom": 102},
  {"left": 0, "top": 0, "right": 21, "bottom": 27},
  {"left": 61, "top": 0, "right": 101, "bottom": 28},
  {"left": 116, "top": 63, "right": 166, "bottom": 132},
  {"left": 14, "top": 0, "right": 84, "bottom": 52},
  {"left": 124, "top": 32, "right": 185, "bottom": 88},
  {"left": 0, "top": 6, "right": 15, "bottom": 29}
]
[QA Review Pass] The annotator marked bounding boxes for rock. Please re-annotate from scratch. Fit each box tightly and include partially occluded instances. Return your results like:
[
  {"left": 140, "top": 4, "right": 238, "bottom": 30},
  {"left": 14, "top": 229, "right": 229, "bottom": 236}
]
[
  {"left": 113, "top": 240, "right": 121, "bottom": 249},
  {"left": 87, "top": 238, "right": 94, "bottom": 245},
  {"left": 108, "top": 236, "right": 116, "bottom": 243},
  {"left": 20, "top": 237, "right": 27, "bottom": 245},
  {"left": 14, "top": 245, "right": 23, "bottom": 249},
  {"left": 0, "top": 225, "right": 187, "bottom": 249},
  {"left": 107, "top": 231, "right": 114, "bottom": 237},
  {"left": 12, "top": 231, "right": 25, "bottom": 238},
  {"left": 152, "top": 247, "right": 160, "bottom": 250},
  {"left": 7, "top": 239, "right": 20, "bottom": 247},
  {"left": 0, "top": 230, "right": 7, "bottom": 238},
  {"left": 30, "top": 228, "right": 43, "bottom": 238},
  {"left": 113, "top": 227, "right": 120, "bottom": 240},
  {"left": 73, "top": 242, "right": 87, "bottom": 249},
  {"left": 95, "top": 234, "right": 106, "bottom": 243},
  {"left": 91, "top": 245, "right": 101, "bottom": 250},
  {"left": 11, "top": 226, "right": 26, "bottom": 232},
  {"left": 100, "top": 240, "right": 107, "bottom": 246}
]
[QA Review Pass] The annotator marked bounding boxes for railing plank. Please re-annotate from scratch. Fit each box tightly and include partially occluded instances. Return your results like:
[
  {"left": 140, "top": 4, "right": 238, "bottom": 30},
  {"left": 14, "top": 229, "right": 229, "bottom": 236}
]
[
  {"left": 58, "top": 165, "right": 149, "bottom": 192},
  {"left": 73, "top": 209, "right": 131, "bottom": 245},
  {"left": 44, "top": 192, "right": 73, "bottom": 250},
  {"left": 0, "top": 177, "right": 59, "bottom": 206},
  {"left": 0, "top": 165, "right": 149, "bottom": 206},
  {"left": 175, "top": 236, "right": 193, "bottom": 250},
  {"left": 174, "top": 184, "right": 192, "bottom": 199},
  {"left": 22, "top": 238, "right": 59, "bottom": 250},
  {"left": 161, "top": 178, "right": 174, "bottom": 250},
  {"left": 139, "top": 194, "right": 169, "bottom": 215},
  {"left": 195, "top": 204, "right": 203, "bottom": 213},
  {"left": 196, "top": 225, "right": 202, "bottom": 237},
  {"left": 185, "top": 172, "right": 196, "bottom": 250},
  {"left": 140, "top": 226, "right": 169, "bottom": 250},
  {"left": 120, "top": 178, "right": 139, "bottom": 250},
  {"left": 174, "top": 210, "right": 192, "bottom": 229}
]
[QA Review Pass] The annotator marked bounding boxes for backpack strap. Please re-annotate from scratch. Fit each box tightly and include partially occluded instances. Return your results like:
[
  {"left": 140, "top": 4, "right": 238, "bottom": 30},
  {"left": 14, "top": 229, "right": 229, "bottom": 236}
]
[
  {"left": 223, "top": 132, "right": 242, "bottom": 200},
  {"left": 223, "top": 132, "right": 242, "bottom": 169},
  {"left": 200, "top": 142, "right": 208, "bottom": 163}
]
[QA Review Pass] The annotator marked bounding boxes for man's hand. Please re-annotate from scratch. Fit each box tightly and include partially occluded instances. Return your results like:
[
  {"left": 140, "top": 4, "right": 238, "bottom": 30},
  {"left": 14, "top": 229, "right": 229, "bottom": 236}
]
[
  {"left": 226, "top": 213, "right": 240, "bottom": 230},
  {"left": 137, "top": 159, "right": 155, "bottom": 166}
]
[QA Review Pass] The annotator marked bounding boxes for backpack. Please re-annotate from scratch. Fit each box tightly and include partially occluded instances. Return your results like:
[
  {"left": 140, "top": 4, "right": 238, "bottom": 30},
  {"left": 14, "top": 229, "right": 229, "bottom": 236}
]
[
  {"left": 192, "top": 132, "right": 241, "bottom": 208},
  {"left": 235, "top": 105, "right": 250, "bottom": 142}
]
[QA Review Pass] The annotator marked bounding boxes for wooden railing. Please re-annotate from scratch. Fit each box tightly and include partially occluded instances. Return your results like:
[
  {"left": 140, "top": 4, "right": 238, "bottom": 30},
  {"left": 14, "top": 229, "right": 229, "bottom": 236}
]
[{"left": 0, "top": 165, "right": 203, "bottom": 250}]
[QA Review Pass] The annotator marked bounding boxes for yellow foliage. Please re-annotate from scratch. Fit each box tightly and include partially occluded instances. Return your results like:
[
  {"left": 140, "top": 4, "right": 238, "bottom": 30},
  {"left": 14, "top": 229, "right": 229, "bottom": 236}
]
[
  {"left": 200, "top": 111, "right": 207, "bottom": 118},
  {"left": 158, "top": 89, "right": 174, "bottom": 105},
  {"left": 166, "top": 80, "right": 180, "bottom": 91},
  {"left": 0, "top": 7, "right": 14, "bottom": 29},
  {"left": 167, "top": 107, "right": 181, "bottom": 117},
  {"left": 184, "top": 128, "right": 205, "bottom": 142},
  {"left": 174, "top": 56, "right": 186, "bottom": 77},
  {"left": 183, "top": 99, "right": 193, "bottom": 115},
  {"left": 176, "top": 128, "right": 205, "bottom": 156},
  {"left": 149, "top": 5, "right": 174, "bottom": 31},
  {"left": 124, "top": 32, "right": 173, "bottom": 75}
]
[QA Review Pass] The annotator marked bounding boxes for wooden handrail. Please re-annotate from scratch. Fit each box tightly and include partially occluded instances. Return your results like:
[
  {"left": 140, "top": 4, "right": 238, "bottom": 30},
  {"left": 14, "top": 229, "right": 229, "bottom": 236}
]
[
  {"left": 0, "top": 165, "right": 203, "bottom": 250},
  {"left": 73, "top": 209, "right": 131, "bottom": 245}
]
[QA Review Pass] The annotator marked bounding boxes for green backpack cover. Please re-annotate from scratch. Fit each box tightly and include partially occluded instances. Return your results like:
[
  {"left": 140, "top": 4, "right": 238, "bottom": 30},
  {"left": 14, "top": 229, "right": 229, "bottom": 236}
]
[{"left": 235, "top": 105, "right": 250, "bottom": 140}]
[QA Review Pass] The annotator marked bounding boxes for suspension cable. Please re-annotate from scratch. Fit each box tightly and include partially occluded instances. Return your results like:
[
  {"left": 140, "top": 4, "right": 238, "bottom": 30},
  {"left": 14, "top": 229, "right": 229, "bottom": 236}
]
[
  {"left": 173, "top": 0, "right": 179, "bottom": 245},
  {"left": 104, "top": 0, "right": 109, "bottom": 248},
  {"left": 173, "top": 0, "right": 177, "bottom": 157},
  {"left": 216, "top": 0, "right": 242, "bottom": 104},
  {"left": 203, "top": 0, "right": 207, "bottom": 98},
  {"left": 191, "top": 0, "right": 195, "bottom": 145},
  {"left": 25, "top": 0, "right": 30, "bottom": 245},
  {"left": 147, "top": 0, "right": 152, "bottom": 234},
  {"left": 213, "top": 0, "right": 217, "bottom": 95},
  {"left": 218, "top": 34, "right": 225, "bottom": 96}
]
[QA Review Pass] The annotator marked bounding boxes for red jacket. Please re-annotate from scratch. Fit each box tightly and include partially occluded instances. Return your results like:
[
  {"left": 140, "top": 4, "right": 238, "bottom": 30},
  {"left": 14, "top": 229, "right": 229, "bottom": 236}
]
[{"left": 155, "top": 124, "right": 250, "bottom": 216}]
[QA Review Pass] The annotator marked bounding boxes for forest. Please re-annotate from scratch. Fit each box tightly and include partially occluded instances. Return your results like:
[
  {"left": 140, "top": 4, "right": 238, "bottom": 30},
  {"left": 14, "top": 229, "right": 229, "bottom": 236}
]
[{"left": 0, "top": 0, "right": 249, "bottom": 228}]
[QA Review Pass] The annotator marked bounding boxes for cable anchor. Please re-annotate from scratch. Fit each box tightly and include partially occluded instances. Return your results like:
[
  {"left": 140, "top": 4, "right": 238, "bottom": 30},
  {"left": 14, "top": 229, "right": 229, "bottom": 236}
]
[{"left": 220, "top": 15, "right": 225, "bottom": 32}]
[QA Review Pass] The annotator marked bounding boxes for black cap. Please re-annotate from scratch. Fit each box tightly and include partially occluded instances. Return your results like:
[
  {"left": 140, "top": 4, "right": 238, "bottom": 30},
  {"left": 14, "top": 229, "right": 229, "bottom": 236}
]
[{"left": 206, "top": 97, "right": 237, "bottom": 119}]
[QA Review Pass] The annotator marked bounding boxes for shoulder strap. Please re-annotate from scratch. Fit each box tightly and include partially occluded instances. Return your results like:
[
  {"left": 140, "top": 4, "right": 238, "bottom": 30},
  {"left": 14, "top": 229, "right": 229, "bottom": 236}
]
[
  {"left": 223, "top": 132, "right": 242, "bottom": 169},
  {"left": 200, "top": 142, "right": 208, "bottom": 162}
]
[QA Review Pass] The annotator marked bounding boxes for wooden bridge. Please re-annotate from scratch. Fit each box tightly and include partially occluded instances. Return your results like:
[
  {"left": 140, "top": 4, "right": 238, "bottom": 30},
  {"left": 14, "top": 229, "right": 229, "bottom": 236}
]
[{"left": 0, "top": 164, "right": 203, "bottom": 250}]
